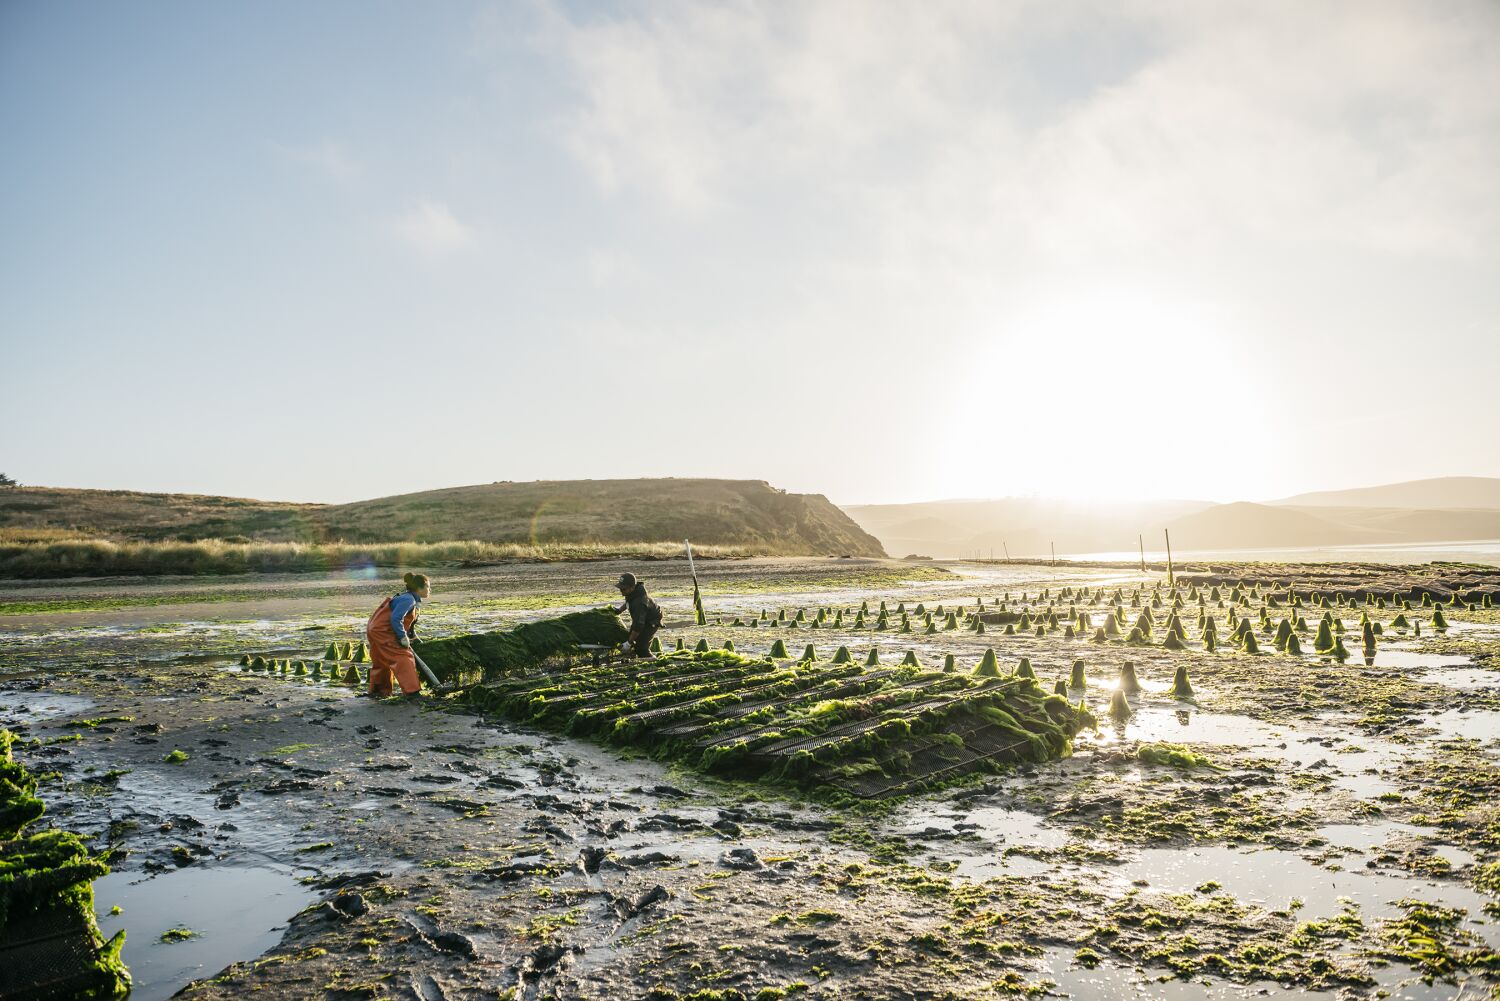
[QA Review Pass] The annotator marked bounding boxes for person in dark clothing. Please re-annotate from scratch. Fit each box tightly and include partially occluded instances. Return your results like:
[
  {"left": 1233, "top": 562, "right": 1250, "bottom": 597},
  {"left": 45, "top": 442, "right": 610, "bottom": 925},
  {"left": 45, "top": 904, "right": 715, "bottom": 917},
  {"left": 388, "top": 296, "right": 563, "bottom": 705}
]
[{"left": 614, "top": 572, "right": 662, "bottom": 657}]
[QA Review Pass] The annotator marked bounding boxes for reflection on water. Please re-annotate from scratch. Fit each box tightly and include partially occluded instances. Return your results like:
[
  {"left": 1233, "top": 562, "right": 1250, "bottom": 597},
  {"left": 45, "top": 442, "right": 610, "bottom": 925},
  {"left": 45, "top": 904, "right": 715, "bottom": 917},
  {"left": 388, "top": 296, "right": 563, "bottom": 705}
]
[
  {"left": 93, "top": 864, "right": 318, "bottom": 1001},
  {"left": 1081, "top": 706, "right": 1403, "bottom": 797},
  {"left": 1114, "top": 841, "right": 1498, "bottom": 946}
]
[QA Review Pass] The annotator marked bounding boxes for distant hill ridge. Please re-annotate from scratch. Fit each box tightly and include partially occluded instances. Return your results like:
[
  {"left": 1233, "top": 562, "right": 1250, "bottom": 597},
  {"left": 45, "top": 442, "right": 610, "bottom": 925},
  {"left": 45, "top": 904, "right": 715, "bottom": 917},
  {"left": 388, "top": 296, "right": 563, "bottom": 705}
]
[
  {"left": 1269, "top": 476, "right": 1500, "bottom": 510},
  {"left": 0, "top": 478, "right": 886, "bottom": 558},
  {"left": 844, "top": 477, "right": 1500, "bottom": 558}
]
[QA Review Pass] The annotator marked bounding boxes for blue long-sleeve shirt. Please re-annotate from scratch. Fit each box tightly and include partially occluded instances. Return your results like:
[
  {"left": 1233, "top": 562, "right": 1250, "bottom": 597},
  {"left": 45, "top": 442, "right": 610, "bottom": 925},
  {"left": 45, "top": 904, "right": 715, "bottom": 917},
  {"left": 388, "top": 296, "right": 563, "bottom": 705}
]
[{"left": 390, "top": 590, "right": 421, "bottom": 639}]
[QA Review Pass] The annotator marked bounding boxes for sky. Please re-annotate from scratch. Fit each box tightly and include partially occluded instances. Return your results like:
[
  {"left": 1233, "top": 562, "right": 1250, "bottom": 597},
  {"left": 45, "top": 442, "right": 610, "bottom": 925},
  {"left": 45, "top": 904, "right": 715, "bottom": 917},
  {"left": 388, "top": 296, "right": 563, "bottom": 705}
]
[{"left": 3, "top": 0, "right": 1499, "bottom": 507}]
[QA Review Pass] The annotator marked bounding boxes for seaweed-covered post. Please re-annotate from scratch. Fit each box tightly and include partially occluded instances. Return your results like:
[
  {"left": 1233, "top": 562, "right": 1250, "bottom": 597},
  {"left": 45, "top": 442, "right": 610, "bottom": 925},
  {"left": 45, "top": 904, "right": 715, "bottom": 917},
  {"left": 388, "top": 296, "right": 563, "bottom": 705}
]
[
  {"left": 974, "top": 648, "right": 1000, "bottom": 677},
  {"left": 1169, "top": 664, "right": 1193, "bottom": 698},
  {"left": 1118, "top": 661, "right": 1142, "bottom": 694}
]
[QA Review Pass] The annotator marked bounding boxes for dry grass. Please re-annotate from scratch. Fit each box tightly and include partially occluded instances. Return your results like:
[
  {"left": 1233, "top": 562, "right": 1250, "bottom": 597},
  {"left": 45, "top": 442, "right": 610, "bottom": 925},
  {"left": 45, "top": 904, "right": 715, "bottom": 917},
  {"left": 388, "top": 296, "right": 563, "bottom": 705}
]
[{"left": 0, "top": 538, "right": 760, "bottom": 579}]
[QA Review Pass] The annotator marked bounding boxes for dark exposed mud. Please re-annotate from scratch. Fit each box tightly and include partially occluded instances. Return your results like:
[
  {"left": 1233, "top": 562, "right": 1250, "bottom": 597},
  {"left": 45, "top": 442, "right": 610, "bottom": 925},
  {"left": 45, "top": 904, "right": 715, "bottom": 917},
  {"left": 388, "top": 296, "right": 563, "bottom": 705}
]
[{"left": 2, "top": 559, "right": 1498, "bottom": 1000}]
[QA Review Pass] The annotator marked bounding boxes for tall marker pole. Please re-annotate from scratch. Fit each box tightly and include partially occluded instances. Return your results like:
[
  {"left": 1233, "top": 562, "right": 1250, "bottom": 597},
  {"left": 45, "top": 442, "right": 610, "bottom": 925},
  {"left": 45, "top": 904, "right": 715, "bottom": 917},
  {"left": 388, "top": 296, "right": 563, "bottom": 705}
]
[
  {"left": 1163, "top": 529, "right": 1175, "bottom": 588},
  {"left": 685, "top": 539, "right": 706, "bottom": 625}
]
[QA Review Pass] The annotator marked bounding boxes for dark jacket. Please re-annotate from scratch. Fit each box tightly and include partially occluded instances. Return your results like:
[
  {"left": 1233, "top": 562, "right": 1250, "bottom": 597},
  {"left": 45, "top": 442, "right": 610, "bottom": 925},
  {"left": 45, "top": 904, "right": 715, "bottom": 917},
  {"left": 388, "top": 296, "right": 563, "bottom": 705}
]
[{"left": 621, "top": 583, "right": 661, "bottom": 633}]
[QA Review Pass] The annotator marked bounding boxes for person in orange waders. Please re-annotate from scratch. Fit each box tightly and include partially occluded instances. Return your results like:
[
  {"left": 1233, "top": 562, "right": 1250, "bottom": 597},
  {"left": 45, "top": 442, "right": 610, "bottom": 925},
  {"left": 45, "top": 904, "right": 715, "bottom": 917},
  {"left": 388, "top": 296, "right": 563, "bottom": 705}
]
[{"left": 366, "top": 572, "right": 430, "bottom": 698}]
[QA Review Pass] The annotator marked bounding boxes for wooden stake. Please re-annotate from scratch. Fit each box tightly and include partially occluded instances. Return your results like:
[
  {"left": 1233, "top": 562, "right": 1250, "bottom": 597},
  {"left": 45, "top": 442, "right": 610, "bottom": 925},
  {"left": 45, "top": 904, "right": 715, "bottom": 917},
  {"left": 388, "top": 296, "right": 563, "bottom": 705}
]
[
  {"left": 1138, "top": 534, "right": 1145, "bottom": 572},
  {"left": 1163, "top": 529, "right": 1174, "bottom": 588}
]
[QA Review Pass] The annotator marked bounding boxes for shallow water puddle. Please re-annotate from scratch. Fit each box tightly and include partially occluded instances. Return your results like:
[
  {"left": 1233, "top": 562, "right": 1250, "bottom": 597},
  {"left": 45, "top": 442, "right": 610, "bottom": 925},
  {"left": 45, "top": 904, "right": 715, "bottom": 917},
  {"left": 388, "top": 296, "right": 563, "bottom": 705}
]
[
  {"left": 1110, "top": 843, "right": 1498, "bottom": 947},
  {"left": 1372, "top": 648, "right": 1471, "bottom": 671},
  {"left": 1084, "top": 707, "right": 1404, "bottom": 797},
  {"left": 0, "top": 688, "right": 96, "bottom": 722},
  {"left": 1416, "top": 707, "right": 1500, "bottom": 744},
  {"left": 894, "top": 803, "right": 1068, "bottom": 879},
  {"left": 1042, "top": 946, "right": 1459, "bottom": 1001},
  {"left": 1038, "top": 945, "right": 1339, "bottom": 1000},
  {"left": 93, "top": 863, "right": 318, "bottom": 1001}
]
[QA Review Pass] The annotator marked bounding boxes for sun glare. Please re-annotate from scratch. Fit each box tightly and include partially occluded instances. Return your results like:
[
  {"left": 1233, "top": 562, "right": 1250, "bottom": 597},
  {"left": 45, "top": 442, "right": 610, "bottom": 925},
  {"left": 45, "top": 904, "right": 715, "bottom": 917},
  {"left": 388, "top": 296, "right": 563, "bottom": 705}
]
[{"left": 948, "top": 289, "right": 1259, "bottom": 503}]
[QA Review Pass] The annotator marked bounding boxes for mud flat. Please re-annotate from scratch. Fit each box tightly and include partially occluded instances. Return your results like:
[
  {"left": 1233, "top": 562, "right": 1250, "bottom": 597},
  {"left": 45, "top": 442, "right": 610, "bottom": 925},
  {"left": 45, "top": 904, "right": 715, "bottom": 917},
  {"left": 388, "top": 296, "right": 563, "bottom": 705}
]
[{"left": 2, "top": 559, "right": 1498, "bottom": 999}]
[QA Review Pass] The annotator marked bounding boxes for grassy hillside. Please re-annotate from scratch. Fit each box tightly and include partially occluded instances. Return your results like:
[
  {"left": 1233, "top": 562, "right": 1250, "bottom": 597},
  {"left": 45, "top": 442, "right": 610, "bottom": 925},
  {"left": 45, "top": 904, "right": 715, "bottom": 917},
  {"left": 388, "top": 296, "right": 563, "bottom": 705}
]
[{"left": 0, "top": 479, "right": 886, "bottom": 558}]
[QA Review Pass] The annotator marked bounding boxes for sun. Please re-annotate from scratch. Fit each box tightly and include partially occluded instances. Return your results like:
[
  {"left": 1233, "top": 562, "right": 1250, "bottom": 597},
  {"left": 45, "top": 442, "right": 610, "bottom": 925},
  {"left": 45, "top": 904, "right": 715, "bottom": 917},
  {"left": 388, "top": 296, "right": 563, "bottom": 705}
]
[{"left": 946, "top": 286, "right": 1264, "bottom": 503}]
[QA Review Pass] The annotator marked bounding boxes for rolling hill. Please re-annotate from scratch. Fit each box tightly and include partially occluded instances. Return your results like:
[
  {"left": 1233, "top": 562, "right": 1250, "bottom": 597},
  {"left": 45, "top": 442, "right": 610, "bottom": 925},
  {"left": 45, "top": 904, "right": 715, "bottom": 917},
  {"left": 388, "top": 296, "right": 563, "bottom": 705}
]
[
  {"left": 845, "top": 478, "right": 1500, "bottom": 558},
  {"left": 0, "top": 479, "right": 886, "bottom": 557},
  {"left": 1271, "top": 476, "right": 1500, "bottom": 510}
]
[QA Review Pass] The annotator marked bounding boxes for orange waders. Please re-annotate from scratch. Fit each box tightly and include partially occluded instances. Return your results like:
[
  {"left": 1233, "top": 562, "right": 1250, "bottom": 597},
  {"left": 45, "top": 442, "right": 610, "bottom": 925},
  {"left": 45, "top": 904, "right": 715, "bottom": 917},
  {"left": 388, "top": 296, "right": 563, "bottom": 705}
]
[{"left": 366, "top": 594, "right": 420, "bottom": 696}]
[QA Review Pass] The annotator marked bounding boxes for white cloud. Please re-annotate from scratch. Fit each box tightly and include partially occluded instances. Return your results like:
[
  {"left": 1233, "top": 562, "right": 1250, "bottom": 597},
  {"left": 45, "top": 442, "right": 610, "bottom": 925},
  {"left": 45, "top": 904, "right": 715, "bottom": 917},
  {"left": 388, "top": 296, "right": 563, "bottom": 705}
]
[
  {"left": 535, "top": 0, "right": 1500, "bottom": 261},
  {"left": 392, "top": 199, "right": 476, "bottom": 257}
]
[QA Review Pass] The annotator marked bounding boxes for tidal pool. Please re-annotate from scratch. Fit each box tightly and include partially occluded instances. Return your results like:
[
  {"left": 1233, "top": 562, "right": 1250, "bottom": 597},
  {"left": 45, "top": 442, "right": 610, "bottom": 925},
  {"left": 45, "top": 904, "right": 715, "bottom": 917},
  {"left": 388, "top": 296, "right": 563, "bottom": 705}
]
[{"left": 93, "top": 863, "right": 319, "bottom": 1001}]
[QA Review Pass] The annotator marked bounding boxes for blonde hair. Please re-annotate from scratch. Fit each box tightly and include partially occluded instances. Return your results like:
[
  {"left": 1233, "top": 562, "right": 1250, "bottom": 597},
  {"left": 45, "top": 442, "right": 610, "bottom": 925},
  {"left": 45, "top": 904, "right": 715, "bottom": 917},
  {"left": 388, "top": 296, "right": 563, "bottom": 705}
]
[{"left": 403, "top": 572, "right": 429, "bottom": 592}]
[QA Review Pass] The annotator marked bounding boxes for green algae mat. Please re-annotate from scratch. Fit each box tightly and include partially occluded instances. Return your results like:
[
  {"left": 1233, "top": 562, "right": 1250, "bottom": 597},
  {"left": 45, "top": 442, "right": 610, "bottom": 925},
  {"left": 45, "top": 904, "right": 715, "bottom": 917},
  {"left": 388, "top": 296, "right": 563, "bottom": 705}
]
[
  {"left": 0, "top": 729, "right": 129, "bottom": 1001},
  {"left": 415, "top": 608, "right": 629, "bottom": 687},
  {"left": 462, "top": 649, "right": 1094, "bottom": 798}
]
